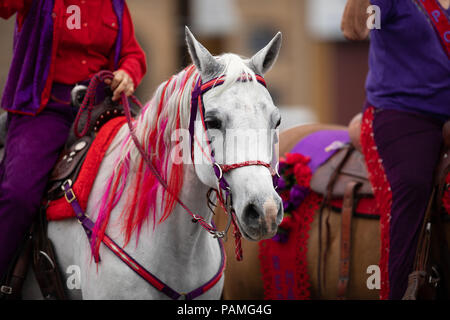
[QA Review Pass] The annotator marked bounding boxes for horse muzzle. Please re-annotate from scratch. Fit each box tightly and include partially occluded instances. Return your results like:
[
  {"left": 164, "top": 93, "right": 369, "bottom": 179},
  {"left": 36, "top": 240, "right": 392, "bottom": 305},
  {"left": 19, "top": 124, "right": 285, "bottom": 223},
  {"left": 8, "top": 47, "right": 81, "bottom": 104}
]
[{"left": 239, "top": 195, "right": 283, "bottom": 241}]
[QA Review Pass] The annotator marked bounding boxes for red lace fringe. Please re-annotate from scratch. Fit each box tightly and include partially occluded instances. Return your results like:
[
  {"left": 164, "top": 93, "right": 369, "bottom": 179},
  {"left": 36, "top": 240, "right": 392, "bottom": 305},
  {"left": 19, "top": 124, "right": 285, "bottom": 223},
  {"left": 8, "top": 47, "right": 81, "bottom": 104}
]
[
  {"left": 259, "top": 192, "right": 321, "bottom": 300},
  {"left": 360, "top": 107, "right": 392, "bottom": 300},
  {"left": 294, "top": 192, "right": 322, "bottom": 299}
]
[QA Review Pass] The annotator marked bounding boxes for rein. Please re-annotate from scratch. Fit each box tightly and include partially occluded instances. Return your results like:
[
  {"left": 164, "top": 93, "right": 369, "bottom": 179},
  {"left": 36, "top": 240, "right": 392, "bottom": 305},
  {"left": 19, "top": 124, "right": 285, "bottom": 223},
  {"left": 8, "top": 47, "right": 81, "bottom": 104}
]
[
  {"left": 65, "top": 70, "right": 278, "bottom": 299},
  {"left": 62, "top": 179, "right": 226, "bottom": 300}
]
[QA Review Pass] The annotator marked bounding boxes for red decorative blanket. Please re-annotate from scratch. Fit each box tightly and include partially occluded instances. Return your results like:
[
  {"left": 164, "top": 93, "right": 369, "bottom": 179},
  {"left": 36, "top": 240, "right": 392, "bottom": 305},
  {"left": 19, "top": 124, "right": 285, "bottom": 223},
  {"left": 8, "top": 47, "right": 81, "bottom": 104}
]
[
  {"left": 259, "top": 191, "right": 379, "bottom": 300},
  {"left": 259, "top": 192, "right": 321, "bottom": 300},
  {"left": 259, "top": 151, "right": 379, "bottom": 300},
  {"left": 46, "top": 117, "right": 126, "bottom": 221}
]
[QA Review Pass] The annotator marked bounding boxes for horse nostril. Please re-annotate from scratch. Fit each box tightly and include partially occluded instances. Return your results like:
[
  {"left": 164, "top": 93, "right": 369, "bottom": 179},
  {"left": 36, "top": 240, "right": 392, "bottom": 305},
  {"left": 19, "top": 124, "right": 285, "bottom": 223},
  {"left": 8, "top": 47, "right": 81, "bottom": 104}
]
[
  {"left": 243, "top": 203, "right": 261, "bottom": 225},
  {"left": 277, "top": 202, "right": 283, "bottom": 223}
]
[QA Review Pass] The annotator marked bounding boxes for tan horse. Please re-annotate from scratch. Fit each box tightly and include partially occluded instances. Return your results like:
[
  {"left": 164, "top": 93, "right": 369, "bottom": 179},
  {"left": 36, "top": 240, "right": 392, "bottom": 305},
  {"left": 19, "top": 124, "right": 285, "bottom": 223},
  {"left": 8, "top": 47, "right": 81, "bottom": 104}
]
[{"left": 216, "top": 124, "right": 450, "bottom": 300}]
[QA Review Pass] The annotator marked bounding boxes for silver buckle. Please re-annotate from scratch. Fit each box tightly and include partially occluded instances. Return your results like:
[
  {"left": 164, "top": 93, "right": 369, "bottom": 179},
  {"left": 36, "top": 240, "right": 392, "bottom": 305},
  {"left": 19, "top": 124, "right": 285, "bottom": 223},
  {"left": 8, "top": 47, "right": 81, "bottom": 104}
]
[
  {"left": 0, "top": 285, "right": 12, "bottom": 295},
  {"left": 62, "top": 180, "right": 76, "bottom": 203},
  {"left": 429, "top": 266, "right": 440, "bottom": 288},
  {"left": 213, "top": 231, "right": 227, "bottom": 240},
  {"left": 213, "top": 162, "right": 223, "bottom": 180},
  {"left": 61, "top": 179, "right": 73, "bottom": 191},
  {"left": 39, "top": 251, "right": 56, "bottom": 270}
]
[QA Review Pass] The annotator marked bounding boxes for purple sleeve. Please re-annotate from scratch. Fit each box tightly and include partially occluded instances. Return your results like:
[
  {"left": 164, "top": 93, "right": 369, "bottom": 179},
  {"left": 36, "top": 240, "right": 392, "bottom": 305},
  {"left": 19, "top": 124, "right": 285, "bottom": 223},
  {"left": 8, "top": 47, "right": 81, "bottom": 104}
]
[{"left": 370, "top": 0, "right": 395, "bottom": 22}]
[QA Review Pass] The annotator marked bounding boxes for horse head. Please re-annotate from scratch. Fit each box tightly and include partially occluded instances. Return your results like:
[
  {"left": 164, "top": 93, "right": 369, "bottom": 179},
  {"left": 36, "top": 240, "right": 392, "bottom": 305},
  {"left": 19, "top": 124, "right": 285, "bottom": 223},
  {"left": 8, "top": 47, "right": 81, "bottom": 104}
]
[{"left": 185, "top": 27, "right": 283, "bottom": 241}]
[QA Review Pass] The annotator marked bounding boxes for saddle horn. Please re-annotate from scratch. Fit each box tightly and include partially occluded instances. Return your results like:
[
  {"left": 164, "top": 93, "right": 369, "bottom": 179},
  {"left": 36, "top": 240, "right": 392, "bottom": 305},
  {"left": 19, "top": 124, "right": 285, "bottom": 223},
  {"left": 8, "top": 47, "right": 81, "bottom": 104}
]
[{"left": 70, "top": 85, "right": 88, "bottom": 109}]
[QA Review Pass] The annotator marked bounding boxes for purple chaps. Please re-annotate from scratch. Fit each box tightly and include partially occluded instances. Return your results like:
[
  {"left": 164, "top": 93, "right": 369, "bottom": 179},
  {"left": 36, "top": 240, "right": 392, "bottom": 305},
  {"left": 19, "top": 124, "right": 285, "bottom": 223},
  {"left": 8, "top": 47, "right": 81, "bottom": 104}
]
[
  {"left": 372, "top": 108, "right": 446, "bottom": 299},
  {"left": 0, "top": 83, "right": 79, "bottom": 279}
]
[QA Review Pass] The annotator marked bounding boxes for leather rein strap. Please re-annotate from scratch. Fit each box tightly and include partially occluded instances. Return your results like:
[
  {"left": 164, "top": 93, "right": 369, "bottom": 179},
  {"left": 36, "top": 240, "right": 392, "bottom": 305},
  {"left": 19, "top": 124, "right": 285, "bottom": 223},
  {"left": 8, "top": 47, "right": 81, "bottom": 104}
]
[
  {"left": 62, "top": 180, "right": 225, "bottom": 300},
  {"left": 337, "top": 181, "right": 362, "bottom": 299},
  {"left": 317, "top": 145, "right": 355, "bottom": 298}
]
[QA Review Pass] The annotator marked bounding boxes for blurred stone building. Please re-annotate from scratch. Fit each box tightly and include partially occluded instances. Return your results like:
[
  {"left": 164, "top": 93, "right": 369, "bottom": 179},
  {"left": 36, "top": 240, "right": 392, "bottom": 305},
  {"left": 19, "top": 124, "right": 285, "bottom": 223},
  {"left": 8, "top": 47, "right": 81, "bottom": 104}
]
[
  {"left": 187, "top": 0, "right": 369, "bottom": 125},
  {"left": 0, "top": 0, "right": 369, "bottom": 125}
]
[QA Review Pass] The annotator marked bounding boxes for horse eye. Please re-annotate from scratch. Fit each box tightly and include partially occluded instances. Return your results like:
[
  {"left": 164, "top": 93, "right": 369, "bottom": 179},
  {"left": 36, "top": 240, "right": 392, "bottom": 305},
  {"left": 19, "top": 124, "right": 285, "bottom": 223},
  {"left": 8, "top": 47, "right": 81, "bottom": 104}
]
[{"left": 205, "top": 118, "right": 222, "bottom": 130}]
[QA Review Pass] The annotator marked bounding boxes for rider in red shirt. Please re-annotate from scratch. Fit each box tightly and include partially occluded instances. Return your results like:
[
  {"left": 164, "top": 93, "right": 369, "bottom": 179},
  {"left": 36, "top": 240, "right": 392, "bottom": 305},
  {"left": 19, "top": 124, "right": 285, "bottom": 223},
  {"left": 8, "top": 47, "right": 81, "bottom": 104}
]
[{"left": 0, "top": 0, "right": 147, "bottom": 281}]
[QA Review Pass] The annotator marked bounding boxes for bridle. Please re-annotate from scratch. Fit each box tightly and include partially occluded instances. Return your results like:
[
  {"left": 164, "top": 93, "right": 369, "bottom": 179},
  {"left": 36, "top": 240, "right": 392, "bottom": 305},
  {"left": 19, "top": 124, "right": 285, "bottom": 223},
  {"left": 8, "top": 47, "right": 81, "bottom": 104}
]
[{"left": 185, "top": 72, "right": 280, "bottom": 257}]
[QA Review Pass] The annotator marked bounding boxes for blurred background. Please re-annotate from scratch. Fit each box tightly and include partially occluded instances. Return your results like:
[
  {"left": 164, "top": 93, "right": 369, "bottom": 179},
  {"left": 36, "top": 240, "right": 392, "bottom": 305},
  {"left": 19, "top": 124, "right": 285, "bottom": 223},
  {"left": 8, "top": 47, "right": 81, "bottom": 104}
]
[{"left": 0, "top": 0, "right": 370, "bottom": 130}]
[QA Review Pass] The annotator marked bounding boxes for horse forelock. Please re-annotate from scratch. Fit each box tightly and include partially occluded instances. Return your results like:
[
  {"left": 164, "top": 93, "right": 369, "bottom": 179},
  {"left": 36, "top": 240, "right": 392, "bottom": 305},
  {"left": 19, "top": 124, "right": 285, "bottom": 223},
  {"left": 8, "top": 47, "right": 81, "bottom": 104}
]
[{"left": 91, "top": 54, "right": 259, "bottom": 257}]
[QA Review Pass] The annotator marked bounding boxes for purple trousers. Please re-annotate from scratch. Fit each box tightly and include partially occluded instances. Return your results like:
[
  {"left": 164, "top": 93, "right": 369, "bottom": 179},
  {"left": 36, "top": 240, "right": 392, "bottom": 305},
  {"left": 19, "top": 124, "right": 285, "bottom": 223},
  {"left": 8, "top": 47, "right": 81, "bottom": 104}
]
[
  {"left": 0, "top": 83, "right": 79, "bottom": 279},
  {"left": 372, "top": 108, "right": 445, "bottom": 299}
]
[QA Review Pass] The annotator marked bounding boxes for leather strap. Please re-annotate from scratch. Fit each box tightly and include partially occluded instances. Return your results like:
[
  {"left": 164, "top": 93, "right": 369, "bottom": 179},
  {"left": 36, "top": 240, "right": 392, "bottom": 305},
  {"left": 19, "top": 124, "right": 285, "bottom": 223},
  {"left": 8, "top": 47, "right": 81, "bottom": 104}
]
[
  {"left": 63, "top": 181, "right": 226, "bottom": 300},
  {"left": 31, "top": 209, "right": 67, "bottom": 300},
  {"left": 403, "top": 146, "right": 450, "bottom": 300},
  {"left": 414, "top": 188, "right": 437, "bottom": 273},
  {"left": 402, "top": 271, "right": 429, "bottom": 300},
  {"left": 317, "top": 145, "right": 355, "bottom": 297},
  {"left": 0, "top": 233, "right": 32, "bottom": 300},
  {"left": 337, "top": 181, "right": 362, "bottom": 299},
  {"left": 401, "top": 188, "right": 438, "bottom": 300}
]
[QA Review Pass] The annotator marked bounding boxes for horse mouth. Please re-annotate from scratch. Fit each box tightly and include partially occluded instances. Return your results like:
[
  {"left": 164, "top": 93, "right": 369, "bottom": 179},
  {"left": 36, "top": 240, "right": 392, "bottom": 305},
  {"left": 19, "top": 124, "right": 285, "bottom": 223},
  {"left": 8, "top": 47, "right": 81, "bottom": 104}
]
[
  {"left": 241, "top": 228, "right": 258, "bottom": 241},
  {"left": 235, "top": 217, "right": 268, "bottom": 241}
]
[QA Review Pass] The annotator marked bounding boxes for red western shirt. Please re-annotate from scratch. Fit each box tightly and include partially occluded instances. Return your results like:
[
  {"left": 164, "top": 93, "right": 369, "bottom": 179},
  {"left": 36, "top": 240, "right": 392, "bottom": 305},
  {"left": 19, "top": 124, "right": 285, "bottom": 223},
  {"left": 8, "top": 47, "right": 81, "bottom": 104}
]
[{"left": 0, "top": 0, "right": 146, "bottom": 100}]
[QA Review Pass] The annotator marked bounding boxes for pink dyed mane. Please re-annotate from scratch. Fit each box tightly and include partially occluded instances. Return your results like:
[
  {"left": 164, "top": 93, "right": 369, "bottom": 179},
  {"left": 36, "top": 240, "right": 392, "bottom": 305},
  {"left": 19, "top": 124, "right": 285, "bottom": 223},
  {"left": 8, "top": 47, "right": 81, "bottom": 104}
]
[
  {"left": 91, "top": 65, "right": 199, "bottom": 259},
  {"left": 90, "top": 54, "right": 258, "bottom": 260}
]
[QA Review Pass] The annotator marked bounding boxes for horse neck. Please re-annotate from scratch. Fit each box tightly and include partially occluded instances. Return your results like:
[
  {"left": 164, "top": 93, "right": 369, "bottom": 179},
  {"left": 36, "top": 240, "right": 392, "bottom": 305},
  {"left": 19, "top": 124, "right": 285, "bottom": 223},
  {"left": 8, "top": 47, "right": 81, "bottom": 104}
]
[
  {"left": 102, "top": 146, "right": 219, "bottom": 278},
  {"left": 158, "top": 162, "right": 214, "bottom": 251},
  {"left": 133, "top": 160, "right": 221, "bottom": 286},
  {"left": 85, "top": 139, "right": 222, "bottom": 297},
  {"left": 93, "top": 121, "right": 216, "bottom": 256}
]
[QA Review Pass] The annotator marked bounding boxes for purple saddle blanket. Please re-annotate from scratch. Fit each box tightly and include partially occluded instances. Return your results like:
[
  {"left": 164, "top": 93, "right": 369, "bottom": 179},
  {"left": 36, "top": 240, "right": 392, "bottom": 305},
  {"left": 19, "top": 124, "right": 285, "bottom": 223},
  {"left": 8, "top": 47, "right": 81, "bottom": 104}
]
[{"left": 289, "top": 129, "right": 350, "bottom": 174}]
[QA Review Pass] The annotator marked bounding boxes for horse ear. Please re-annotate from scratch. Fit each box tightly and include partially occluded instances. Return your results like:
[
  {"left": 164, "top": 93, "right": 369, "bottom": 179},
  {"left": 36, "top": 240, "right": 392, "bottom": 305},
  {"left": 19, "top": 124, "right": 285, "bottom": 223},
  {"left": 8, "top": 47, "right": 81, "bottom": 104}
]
[
  {"left": 248, "top": 32, "right": 282, "bottom": 75},
  {"left": 185, "top": 26, "right": 221, "bottom": 80}
]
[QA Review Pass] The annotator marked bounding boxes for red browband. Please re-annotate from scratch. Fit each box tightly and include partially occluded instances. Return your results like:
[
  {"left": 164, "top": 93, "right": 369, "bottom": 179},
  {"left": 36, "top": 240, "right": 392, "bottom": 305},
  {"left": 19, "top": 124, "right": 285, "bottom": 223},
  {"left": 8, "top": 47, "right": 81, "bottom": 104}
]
[{"left": 200, "top": 74, "right": 267, "bottom": 93}]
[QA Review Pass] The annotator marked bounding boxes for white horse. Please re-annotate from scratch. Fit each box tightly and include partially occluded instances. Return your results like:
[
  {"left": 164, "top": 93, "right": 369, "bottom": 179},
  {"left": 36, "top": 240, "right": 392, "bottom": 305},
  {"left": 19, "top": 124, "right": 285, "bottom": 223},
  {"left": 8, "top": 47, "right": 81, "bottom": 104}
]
[{"left": 24, "top": 27, "right": 283, "bottom": 299}]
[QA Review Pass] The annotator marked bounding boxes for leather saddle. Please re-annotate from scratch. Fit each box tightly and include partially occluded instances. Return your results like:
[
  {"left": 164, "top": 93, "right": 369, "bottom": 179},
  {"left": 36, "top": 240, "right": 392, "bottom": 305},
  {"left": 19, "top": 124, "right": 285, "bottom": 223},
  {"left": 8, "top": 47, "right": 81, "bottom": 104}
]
[
  {"left": 311, "top": 114, "right": 450, "bottom": 300},
  {"left": 310, "top": 114, "right": 450, "bottom": 204},
  {"left": 310, "top": 113, "right": 372, "bottom": 200},
  {"left": 310, "top": 145, "right": 373, "bottom": 199}
]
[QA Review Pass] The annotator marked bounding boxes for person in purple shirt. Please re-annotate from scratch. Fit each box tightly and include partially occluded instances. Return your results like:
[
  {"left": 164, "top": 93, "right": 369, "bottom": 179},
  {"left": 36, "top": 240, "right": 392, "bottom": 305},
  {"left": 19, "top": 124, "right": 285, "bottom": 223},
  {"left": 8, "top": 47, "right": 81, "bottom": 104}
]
[{"left": 342, "top": 0, "right": 449, "bottom": 299}]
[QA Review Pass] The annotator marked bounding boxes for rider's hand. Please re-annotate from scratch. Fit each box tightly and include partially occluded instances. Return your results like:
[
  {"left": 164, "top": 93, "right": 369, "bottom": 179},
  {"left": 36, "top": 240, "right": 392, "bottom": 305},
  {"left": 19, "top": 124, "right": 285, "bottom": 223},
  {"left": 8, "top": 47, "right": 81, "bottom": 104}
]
[
  {"left": 104, "top": 69, "right": 135, "bottom": 101},
  {"left": 341, "top": 0, "right": 371, "bottom": 41}
]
